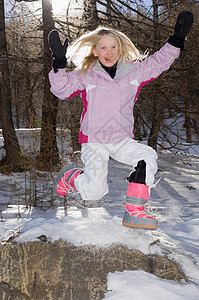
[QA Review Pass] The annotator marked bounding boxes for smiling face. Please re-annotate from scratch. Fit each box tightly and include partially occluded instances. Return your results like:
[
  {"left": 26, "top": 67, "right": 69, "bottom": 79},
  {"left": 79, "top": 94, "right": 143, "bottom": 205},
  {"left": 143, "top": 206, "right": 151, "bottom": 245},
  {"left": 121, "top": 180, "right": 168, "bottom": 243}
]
[{"left": 92, "top": 34, "right": 120, "bottom": 67}]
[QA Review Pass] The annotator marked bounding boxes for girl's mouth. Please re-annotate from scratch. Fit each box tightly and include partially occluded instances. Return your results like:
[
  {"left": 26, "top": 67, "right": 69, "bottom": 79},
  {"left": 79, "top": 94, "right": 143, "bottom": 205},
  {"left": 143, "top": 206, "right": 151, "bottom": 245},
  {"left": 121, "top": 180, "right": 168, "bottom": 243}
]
[{"left": 105, "top": 57, "right": 113, "bottom": 62}]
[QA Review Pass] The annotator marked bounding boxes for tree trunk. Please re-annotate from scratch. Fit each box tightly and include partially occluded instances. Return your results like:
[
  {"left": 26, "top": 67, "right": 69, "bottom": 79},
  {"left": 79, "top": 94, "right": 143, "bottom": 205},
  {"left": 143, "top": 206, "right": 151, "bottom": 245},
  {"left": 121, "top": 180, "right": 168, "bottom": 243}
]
[
  {"left": 39, "top": 0, "right": 59, "bottom": 169},
  {"left": 148, "top": 0, "right": 161, "bottom": 151},
  {"left": 0, "top": 0, "right": 23, "bottom": 172},
  {"left": 83, "top": 0, "right": 98, "bottom": 30},
  {"left": 25, "top": 61, "right": 37, "bottom": 128}
]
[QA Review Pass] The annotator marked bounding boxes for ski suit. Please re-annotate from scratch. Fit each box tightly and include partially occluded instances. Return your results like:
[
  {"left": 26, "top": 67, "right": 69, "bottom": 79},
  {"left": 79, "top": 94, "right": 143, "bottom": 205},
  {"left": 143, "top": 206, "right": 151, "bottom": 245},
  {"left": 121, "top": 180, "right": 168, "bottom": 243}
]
[{"left": 49, "top": 43, "right": 180, "bottom": 200}]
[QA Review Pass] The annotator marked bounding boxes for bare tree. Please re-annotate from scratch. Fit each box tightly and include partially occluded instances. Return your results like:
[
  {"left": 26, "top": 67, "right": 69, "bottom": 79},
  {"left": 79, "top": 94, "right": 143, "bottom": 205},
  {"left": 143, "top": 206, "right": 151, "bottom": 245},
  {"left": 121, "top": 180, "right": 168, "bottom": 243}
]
[
  {"left": 7, "top": 10, "right": 41, "bottom": 129},
  {"left": 14, "top": 0, "right": 59, "bottom": 169},
  {"left": 82, "top": 0, "right": 98, "bottom": 30},
  {"left": 148, "top": 0, "right": 162, "bottom": 151},
  {"left": 39, "top": 0, "right": 59, "bottom": 169},
  {"left": 0, "top": 0, "right": 23, "bottom": 172}
]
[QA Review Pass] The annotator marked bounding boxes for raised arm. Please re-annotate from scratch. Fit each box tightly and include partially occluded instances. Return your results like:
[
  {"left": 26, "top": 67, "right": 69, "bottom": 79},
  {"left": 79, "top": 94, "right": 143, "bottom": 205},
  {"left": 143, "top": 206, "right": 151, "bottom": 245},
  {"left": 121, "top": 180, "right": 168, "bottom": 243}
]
[
  {"left": 134, "top": 11, "right": 194, "bottom": 84},
  {"left": 48, "top": 30, "right": 85, "bottom": 100}
]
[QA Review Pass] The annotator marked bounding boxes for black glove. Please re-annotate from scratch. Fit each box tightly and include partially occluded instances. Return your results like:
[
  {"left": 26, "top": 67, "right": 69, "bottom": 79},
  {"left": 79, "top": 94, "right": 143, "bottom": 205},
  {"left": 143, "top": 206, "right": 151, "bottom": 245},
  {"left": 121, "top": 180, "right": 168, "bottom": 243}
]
[
  {"left": 49, "top": 30, "right": 68, "bottom": 73},
  {"left": 168, "top": 11, "right": 194, "bottom": 50}
]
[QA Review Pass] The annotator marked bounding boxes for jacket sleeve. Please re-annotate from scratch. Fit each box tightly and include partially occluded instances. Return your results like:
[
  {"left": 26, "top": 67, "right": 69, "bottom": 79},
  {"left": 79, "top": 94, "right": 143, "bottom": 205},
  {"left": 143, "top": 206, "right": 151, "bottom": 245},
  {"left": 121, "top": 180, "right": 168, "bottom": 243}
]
[
  {"left": 134, "top": 43, "right": 180, "bottom": 84},
  {"left": 48, "top": 68, "right": 85, "bottom": 100}
]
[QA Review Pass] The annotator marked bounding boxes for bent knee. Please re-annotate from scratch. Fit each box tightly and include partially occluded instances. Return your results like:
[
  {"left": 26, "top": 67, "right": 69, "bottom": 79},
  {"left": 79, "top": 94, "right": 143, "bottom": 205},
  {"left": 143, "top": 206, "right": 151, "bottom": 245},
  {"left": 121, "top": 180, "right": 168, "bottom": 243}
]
[{"left": 144, "top": 146, "right": 158, "bottom": 160}]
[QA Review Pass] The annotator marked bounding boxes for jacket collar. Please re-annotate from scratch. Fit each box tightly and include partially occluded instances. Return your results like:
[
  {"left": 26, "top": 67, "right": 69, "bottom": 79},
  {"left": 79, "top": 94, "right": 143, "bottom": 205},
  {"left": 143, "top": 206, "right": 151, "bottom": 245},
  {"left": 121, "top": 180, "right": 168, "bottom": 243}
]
[
  {"left": 115, "top": 60, "right": 136, "bottom": 79},
  {"left": 92, "top": 59, "right": 136, "bottom": 79}
]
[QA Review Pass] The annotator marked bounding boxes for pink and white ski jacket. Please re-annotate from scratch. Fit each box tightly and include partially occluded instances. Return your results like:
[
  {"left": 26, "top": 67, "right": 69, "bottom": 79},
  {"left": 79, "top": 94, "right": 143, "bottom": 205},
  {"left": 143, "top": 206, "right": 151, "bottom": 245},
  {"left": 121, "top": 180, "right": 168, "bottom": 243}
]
[{"left": 49, "top": 43, "right": 180, "bottom": 144}]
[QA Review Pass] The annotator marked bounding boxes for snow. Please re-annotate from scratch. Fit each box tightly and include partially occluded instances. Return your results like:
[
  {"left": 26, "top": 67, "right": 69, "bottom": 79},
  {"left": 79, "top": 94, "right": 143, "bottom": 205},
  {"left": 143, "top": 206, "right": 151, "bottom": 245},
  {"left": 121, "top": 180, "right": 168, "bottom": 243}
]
[
  {"left": 0, "top": 129, "right": 199, "bottom": 299},
  {"left": 104, "top": 270, "right": 199, "bottom": 300}
]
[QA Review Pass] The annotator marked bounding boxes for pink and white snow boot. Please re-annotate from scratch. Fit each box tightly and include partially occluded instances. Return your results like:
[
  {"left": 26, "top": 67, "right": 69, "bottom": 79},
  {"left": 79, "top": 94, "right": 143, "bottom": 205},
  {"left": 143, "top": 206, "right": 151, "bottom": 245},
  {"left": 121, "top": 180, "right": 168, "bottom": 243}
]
[
  {"left": 54, "top": 163, "right": 82, "bottom": 196},
  {"left": 122, "top": 182, "right": 158, "bottom": 230}
]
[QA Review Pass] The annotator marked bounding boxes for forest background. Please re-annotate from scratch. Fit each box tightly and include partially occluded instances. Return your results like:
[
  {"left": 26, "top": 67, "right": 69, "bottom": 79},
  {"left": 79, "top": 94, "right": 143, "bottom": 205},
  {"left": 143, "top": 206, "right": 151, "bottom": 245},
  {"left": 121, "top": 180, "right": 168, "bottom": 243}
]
[{"left": 0, "top": 0, "right": 198, "bottom": 174}]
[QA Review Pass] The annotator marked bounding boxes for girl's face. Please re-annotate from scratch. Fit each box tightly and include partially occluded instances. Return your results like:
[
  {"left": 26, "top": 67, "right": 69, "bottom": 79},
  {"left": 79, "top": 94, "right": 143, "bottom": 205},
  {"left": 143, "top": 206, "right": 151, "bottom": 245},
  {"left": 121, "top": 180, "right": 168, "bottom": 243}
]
[{"left": 92, "top": 35, "right": 119, "bottom": 67}]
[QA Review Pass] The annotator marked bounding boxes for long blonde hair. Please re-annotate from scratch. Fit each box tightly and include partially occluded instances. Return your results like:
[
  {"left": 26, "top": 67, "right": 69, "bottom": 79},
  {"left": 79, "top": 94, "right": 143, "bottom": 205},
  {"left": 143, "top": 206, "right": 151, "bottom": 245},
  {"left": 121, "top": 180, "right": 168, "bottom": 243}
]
[{"left": 67, "top": 27, "right": 146, "bottom": 72}]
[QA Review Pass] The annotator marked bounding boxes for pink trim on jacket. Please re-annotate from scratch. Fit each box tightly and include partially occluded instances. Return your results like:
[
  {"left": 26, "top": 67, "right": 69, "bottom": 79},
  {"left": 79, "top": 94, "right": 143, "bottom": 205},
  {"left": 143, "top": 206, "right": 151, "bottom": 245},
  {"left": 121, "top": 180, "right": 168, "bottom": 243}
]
[{"left": 131, "top": 77, "right": 156, "bottom": 136}]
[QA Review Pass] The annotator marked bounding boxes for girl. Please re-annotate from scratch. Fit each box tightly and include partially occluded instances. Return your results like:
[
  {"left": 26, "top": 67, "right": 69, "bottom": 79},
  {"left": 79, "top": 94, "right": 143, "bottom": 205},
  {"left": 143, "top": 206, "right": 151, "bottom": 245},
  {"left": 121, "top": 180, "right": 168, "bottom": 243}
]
[{"left": 49, "top": 11, "right": 193, "bottom": 230}]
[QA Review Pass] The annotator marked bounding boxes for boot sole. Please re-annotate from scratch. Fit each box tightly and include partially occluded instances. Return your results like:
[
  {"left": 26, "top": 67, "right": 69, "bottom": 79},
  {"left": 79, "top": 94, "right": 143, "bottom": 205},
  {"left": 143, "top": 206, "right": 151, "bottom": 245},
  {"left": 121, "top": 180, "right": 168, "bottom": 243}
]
[
  {"left": 122, "top": 210, "right": 158, "bottom": 230},
  {"left": 122, "top": 221, "right": 158, "bottom": 230}
]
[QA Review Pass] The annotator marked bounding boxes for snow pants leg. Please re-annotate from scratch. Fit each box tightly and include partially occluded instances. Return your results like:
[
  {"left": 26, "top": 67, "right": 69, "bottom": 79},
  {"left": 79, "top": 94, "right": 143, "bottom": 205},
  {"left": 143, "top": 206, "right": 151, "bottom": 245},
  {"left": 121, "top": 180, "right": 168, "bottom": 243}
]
[
  {"left": 110, "top": 138, "right": 158, "bottom": 186},
  {"left": 75, "top": 138, "right": 158, "bottom": 201},
  {"left": 74, "top": 143, "right": 110, "bottom": 200}
]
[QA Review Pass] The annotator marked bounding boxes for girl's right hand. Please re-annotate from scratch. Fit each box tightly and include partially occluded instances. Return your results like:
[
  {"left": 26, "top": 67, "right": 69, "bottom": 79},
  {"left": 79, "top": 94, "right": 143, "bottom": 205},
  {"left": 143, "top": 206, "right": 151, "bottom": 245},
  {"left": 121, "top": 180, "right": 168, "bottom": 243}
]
[{"left": 49, "top": 30, "right": 68, "bottom": 72}]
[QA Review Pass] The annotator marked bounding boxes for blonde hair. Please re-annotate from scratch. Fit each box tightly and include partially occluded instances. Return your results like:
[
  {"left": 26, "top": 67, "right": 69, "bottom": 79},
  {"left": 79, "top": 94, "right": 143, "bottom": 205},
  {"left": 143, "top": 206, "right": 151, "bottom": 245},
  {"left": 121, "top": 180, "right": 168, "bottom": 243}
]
[{"left": 67, "top": 27, "right": 146, "bottom": 73}]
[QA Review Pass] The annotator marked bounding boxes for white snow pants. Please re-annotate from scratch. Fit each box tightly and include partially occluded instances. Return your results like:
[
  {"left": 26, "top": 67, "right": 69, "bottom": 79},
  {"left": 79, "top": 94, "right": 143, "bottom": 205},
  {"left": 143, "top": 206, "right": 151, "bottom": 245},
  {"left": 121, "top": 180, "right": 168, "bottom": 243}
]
[{"left": 75, "top": 138, "right": 158, "bottom": 201}]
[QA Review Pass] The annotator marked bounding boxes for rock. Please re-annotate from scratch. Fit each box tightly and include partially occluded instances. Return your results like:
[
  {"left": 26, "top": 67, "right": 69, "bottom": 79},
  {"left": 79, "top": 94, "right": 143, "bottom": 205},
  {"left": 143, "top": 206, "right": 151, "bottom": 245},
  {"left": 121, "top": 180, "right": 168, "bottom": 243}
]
[{"left": 0, "top": 240, "right": 186, "bottom": 300}]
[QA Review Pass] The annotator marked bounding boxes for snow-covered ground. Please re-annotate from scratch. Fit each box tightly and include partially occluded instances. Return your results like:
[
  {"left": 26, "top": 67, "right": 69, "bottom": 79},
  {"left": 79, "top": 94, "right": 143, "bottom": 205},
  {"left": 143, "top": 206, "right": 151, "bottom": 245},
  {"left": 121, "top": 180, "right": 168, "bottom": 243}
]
[{"left": 0, "top": 129, "right": 199, "bottom": 299}]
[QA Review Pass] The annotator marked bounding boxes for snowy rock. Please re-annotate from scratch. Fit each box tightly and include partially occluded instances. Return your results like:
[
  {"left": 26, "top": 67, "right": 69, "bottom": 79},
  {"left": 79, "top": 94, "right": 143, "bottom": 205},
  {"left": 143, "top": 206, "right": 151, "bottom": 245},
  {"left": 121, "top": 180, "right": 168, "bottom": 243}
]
[{"left": 0, "top": 240, "right": 186, "bottom": 300}]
